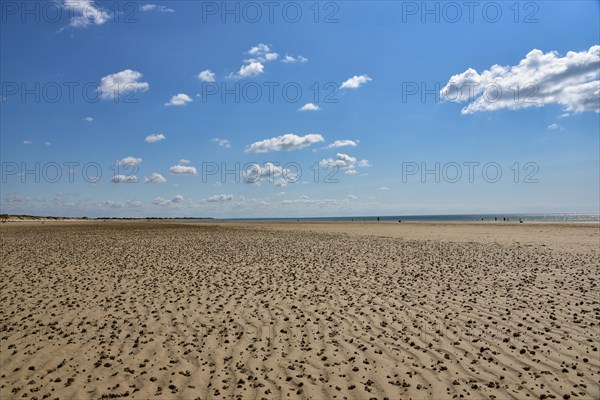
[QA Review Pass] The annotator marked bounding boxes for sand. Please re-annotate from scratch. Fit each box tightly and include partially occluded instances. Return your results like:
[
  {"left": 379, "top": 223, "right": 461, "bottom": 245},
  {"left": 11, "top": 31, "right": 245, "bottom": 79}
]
[{"left": 1, "top": 221, "right": 598, "bottom": 399}]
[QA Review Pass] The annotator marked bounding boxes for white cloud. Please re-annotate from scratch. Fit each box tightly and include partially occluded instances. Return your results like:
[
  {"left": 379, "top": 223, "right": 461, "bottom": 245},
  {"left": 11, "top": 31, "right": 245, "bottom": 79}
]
[
  {"left": 275, "top": 178, "right": 288, "bottom": 187},
  {"left": 246, "top": 44, "right": 278, "bottom": 62},
  {"left": 23, "top": 140, "right": 32, "bottom": 145},
  {"left": 440, "top": 45, "right": 600, "bottom": 114},
  {"left": 246, "top": 133, "right": 324, "bottom": 153},
  {"left": 111, "top": 174, "right": 138, "bottom": 183},
  {"left": 243, "top": 163, "right": 288, "bottom": 183},
  {"left": 276, "top": 191, "right": 286, "bottom": 196},
  {"left": 198, "top": 69, "right": 216, "bottom": 82},
  {"left": 281, "top": 197, "right": 339, "bottom": 206},
  {"left": 340, "top": 74, "right": 372, "bottom": 89},
  {"left": 231, "top": 44, "right": 283, "bottom": 79},
  {"left": 141, "top": 4, "right": 175, "bottom": 12},
  {"left": 152, "top": 197, "right": 169, "bottom": 206},
  {"left": 358, "top": 159, "right": 372, "bottom": 167},
  {"left": 299, "top": 103, "right": 320, "bottom": 111},
  {"left": 4, "top": 194, "right": 32, "bottom": 203},
  {"left": 248, "top": 43, "right": 271, "bottom": 55},
  {"left": 237, "top": 61, "right": 264, "bottom": 78},
  {"left": 152, "top": 195, "right": 184, "bottom": 206},
  {"left": 205, "top": 194, "right": 233, "bottom": 202},
  {"left": 45, "top": 141, "right": 52, "bottom": 146},
  {"left": 282, "top": 54, "right": 308, "bottom": 63},
  {"left": 169, "top": 165, "right": 197, "bottom": 175},
  {"left": 320, "top": 153, "right": 357, "bottom": 170},
  {"left": 548, "top": 123, "right": 565, "bottom": 131},
  {"left": 143, "top": 172, "right": 167, "bottom": 184},
  {"left": 212, "top": 138, "right": 231, "bottom": 148},
  {"left": 83, "top": 116, "right": 94, "bottom": 122},
  {"left": 117, "top": 156, "right": 142, "bottom": 167},
  {"left": 264, "top": 52, "right": 279, "bottom": 61},
  {"left": 325, "top": 139, "right": 358, "bottom": 149},
  {"left": 101, "top": 199, "right": 143, "bottom": 208},
  {"left": 347, "top": 195, "right": 358, "bottom": 200},
  {"left": 179, "top": 159, "right": 190, "bottom": 164},
  {"left": 63, "top": 0, "right": 110, "bottom": 28},
  {"left": 379, "top": 186, "right": 390, "bottom": 191},
  {"left": 145, "top": 133, "right": 165, "bottom": 143},
  {"left": 98, "top": 70, "right": 149, "bottom": 100},
  {"left": 165, "top": 93, "right": 193, "bottom": 106}
]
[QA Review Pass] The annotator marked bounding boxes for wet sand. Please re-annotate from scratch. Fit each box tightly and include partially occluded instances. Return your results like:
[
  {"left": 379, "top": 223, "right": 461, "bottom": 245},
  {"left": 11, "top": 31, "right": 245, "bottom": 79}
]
[{"left": 1, "top": 221, "right": 599, "bottom": 399}]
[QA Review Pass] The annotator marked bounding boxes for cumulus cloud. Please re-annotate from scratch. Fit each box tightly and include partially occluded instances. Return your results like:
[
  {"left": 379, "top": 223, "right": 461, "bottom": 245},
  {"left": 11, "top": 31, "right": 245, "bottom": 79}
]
[
  {"left": 212, "top": 138, "right": 231, "bottom": 148},
  {"left": 98, "top": 70, "right": 149, "bottom": 100},
  {"left": 319, "top": 153, "right": 370, "bottom": 175},
  {"left": 64, "top": 0, "right": 110, "bottom": 28},
  {"left": 340, "top": 74, "right": 372, "bottom": 89},
  {"left": 236, "top": 61, "right": 264, "bottom": 78},
  {"left": 548, "top": 123, "right": 565, "bottom": 131},
  {"left": 246, "top": 133, "right": 324, "bottom": 153},
  {"left": 45, "top": 141, "right": 52, "bottom": 146},
  {"left": 205, "top": 194, "right": 233, "bottom": 202},
  {"left": 179, "top": 159, "right": 190, "bottom": 164},
  {"left": 151, "top": 197, "right": 169, "bottom": 206},
  {"left": 165, "top": 93, "right": 193, "bottom": 106},
  {"left": 281, "top": 197, "right": 338, "bottom": 206},
  {"left": 141, "top": 4, "right": 175, "bottom": 12},
  {"left": 231, "top": 43, "right": 281, "bottom": 79},
  {"left": 246, "top": 43, "right": 278, "bottom": 61},
  {"left": 145, "top": 133, "right": 165, "bottom": 143},
  {"left": 152, "top": 195, "right": 184, "bottom": 206},
  {"left": 117, "top": 156, "right": 142, "bottom": 167},
  {"left": 5, "top": 194, "right": 32, "bottom": 203},
  {"left": 198, "top": 69, "right": 216, "bottom": 82},
  {"left": 111, "top": 174, "right": 138, "bottom": 183},
  {"left": 23, "top": 140, "right": 32, "bottom": 145},
  {"left": 101, "top": 199, "right": 143, "bottom": 208},
  {"left": 143, "top": 172, "right": 167, "bottom": 184},
  {"left": 299, "top": 103, "right": 320, "bottom": 111},
  {"left": 320, "top": 153, "right": 357, "bottom": 170},
  {"left": 325, "top": 139, "right": 358, "bottom": 149},
  {"left": 380, "top": 186, "right": 390, "bottom": 191},
  {"left": 83, "top": 116, "right": 93, "bottom": 122},
  {"left": 169, "top": 165, "right": 197, "bottom": 175},
  {"left": 248, "top": 43, "right": 270, "bottom": 55},
  {"left": 440, "top": 45, "right": 600, "bottom": 114},
  {"left": 282, "top": 54, "right": 308, "bottom": 63},
  {"left": 243, "top": 163, "right": 288, "bottom": 184}
]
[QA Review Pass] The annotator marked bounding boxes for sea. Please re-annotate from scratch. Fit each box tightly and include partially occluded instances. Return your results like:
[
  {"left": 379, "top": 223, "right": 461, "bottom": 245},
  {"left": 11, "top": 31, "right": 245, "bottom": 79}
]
[{"left": 217, "top": 213, "right": 600, "bottom": 223}]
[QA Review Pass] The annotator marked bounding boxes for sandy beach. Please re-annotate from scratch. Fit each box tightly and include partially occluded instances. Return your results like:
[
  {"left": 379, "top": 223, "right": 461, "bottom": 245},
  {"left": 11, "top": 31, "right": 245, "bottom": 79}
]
[{"left": 1, "top": 221, "right": 598, "bottom": 400}]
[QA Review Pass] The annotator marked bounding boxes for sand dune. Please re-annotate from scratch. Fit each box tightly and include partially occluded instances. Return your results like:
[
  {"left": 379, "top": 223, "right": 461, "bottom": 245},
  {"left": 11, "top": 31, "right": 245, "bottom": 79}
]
[{"left": 1, "top": 222, "right": 598, "bottom": 399}]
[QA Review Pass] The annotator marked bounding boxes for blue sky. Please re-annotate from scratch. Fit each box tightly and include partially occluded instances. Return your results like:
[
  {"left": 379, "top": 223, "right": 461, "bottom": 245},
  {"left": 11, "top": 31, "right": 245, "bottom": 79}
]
[{"left": 1, "top": 0, "right": 599, "bottom": 217}]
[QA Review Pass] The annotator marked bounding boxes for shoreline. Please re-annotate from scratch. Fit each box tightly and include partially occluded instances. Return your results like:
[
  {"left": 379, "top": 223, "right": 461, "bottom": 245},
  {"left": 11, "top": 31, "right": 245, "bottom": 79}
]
[{"left": 2, "top": 219, "right": 598, "bottom": 252}]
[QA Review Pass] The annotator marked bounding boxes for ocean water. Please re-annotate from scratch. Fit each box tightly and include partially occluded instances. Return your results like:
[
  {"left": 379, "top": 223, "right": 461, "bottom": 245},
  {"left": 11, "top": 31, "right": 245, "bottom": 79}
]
[{"left": 219, "top": 213, "right": 600, "bottom": 223}]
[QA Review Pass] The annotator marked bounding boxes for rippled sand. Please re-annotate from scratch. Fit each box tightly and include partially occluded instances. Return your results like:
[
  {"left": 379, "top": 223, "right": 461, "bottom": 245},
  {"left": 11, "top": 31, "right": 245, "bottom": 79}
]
[{"left": 1, "top": 222, "right": 599, "bottom": 399}]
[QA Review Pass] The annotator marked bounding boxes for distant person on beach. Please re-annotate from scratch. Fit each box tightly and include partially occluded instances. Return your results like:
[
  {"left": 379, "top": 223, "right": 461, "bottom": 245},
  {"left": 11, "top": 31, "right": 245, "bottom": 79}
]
[{"left": 377, "top": 217, "right": 380, "bottom": 222}]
